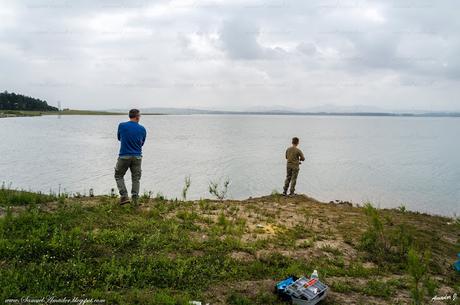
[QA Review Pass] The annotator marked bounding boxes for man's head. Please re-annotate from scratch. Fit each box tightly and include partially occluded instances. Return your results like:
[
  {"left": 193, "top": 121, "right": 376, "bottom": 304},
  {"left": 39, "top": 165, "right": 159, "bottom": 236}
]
[
  {"left": 292, "top": 137, "right": 299, "bottom": 146},
  {"left": 129, "top": 109, "right": 141, "bottom": 122}
]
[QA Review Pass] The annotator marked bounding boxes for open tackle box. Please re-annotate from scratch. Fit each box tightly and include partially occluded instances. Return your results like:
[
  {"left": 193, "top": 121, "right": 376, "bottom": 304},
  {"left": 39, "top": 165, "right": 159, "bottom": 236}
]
[{"left": 276, "top": 276, "right": 328, "bottom": 305}]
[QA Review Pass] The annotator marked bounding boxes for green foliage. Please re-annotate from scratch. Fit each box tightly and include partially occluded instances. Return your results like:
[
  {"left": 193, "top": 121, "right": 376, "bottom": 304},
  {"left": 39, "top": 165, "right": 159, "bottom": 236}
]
[
  {"left": 360, "top": 204, "right": 440, "bottom": 304},
  {"left": 0, "top": 91, "right": 58, "bottom": 111},
  {"left": 227, "top": 293, "right": 252, "bottom": 305},
  {"left": 360, "top": 203, "right": 413, "bottom": 267},
  {"left": 155, "top": 192, "right": 166, "bottom": 201},
  {"left": 1, "top": 192, "right": 455, "bottom": 304},
  {"left": 140, "top": 191, "right": 153, "bottom": 203},
  {"left": 208, "top": 178, "right": 231, "bottom": 200},
  {"left": 182, "top": 176, "right": 192, "bottom": 201},
  {"left": 0, "top": 184, "right": 56, "bottom": 206},
  {"left": 329, "top": 281, "right": 353, "bottom": 293},
  {"left": 329, "top": 278, "right": 405, "bottom": 299},
  {"left": 407, "top": 247, "right": 434, "bottom": 305},
  {"left": 0, "top": 110, "right": 42, "bottom": 117},
  {"left": 176, "top": 210, "right": 199, "bottom": 230},
  {"left": 212, "top": 212, "right": 246, "bottom": 237},
  {"left": 362, "top": 280, "right": 394, "bottom": 299},
  {"left": 228, "top": 291, "right": 281, "bottom": 305},
  {"left": 271, "top": 189, "right": 281, "bottom": 202},
  {"left": 0, "top": 199, "right": 312, "bottom": 303},
  {"left": 198, "top": 199, "right": 214, "bottom": 211}
]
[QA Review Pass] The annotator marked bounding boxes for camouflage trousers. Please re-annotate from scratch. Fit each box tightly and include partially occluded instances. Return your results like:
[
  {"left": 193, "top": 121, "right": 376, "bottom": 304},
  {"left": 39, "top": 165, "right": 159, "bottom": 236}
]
[
  {"left": 114, "top": 156, "right": 142, "bottom": 198},
  {"left": 283, "top": 166, "right": 299, "bottom": 194}
]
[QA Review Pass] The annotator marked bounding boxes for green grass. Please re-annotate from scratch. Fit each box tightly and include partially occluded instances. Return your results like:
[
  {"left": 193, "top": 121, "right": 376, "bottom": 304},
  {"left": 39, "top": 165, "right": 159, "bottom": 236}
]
[
  {"left": 0, "top": 110, "right": 42, "bottom": 117},
  {"left": 0, "top": 191, "right": 459, "bottom": 305},
  {"left": 0, "top": 199, "right": 309, "bottom": 304},
  {"left": 0, "top": 187, "right": 57, "bottom": 206}
]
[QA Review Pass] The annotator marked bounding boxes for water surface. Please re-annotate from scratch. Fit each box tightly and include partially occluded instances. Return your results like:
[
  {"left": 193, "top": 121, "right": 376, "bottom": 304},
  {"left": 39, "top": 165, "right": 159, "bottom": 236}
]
[{"left": 0, "top": 115, "right": 458, "bottom": 216}]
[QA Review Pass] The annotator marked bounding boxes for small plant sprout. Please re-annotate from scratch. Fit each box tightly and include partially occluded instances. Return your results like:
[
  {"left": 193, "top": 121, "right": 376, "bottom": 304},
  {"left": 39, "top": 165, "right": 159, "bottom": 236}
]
[
  {"left": 407, "top": 247, "right": 433, "bottom": 305},
  {"left": 208, "top": 178, "right": 231, "bottom": 200},
  {"left": 155, "top": 192, "right": 165, "bottom": 201},
  {"left": 141, "top": 190, "right": 152, "bottom": 199},
  {"left": 140, "top": 191, "right": 153, "bottom": 203},
  {"left": 182, "top": 175, "right": 191, "bottom": 201},
  {"left": 271, "top": 189, "right": 281, "bottom": 202}
]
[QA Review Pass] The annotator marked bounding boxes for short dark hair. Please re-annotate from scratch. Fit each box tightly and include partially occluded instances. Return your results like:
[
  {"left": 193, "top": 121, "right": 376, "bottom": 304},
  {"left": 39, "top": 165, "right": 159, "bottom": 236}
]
[
  {"left": 292, "top": 137, "right": 299, "bottom": 145},
  {"left": 129, "top": 109, "right": 140, "bottom": 119}
]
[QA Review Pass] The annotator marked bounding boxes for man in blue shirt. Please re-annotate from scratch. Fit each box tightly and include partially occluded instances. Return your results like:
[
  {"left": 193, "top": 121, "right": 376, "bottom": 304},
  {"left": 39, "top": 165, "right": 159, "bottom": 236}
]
[{"left": 115, "top": 109, "right": 147, "bottom": 205}]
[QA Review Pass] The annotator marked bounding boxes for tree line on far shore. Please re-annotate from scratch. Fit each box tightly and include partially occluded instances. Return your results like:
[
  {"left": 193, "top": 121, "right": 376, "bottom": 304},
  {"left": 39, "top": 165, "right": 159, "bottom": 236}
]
[{"left": 0, "top": 91, "right": 58, "bottom": 111}]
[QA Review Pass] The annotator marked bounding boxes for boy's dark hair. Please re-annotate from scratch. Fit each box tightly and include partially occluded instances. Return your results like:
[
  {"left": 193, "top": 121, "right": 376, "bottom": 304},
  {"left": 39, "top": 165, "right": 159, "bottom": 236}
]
[
  {"left": 292, "top": 137, "right": 299, "bottom": 145},
  {"left": 129, "top": 109, "right": 140, "bottom": 118}
]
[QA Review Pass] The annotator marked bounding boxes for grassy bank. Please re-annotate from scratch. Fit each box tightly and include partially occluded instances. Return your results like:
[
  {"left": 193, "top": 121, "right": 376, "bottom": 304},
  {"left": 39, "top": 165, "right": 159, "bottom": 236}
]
[
  {"left": 0, "top": 190, "right": 459, "bottom": 305},
  {"left": 0, "top": 110, "right": 43, "bottom": 118}
]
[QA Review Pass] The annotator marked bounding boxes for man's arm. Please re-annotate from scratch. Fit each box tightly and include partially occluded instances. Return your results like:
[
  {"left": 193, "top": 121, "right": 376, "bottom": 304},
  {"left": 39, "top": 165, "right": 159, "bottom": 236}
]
[
  {"left": 117, "top": 124, "right": 121, "bottom": 141},
  {"left": 285, "top": 149, "right": 288, "bottom": 160},
  {"left": 299, "top": 150, "right": 306, "bottom": 162},
  {"left": 141, "top": 127, "right": 147, "bottom": 146}
]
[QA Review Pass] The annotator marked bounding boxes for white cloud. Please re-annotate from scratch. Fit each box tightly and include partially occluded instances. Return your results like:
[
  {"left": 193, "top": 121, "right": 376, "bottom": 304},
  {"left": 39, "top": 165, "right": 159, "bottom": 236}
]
[{"left": 0, "top": 0, "right": 459, "bottom": 111}]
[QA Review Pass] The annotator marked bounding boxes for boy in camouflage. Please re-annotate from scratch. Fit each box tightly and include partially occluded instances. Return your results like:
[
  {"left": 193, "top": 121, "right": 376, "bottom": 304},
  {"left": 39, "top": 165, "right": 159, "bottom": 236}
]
[{"left": 283, "top": 137, "right": 305, "bottom": 196}]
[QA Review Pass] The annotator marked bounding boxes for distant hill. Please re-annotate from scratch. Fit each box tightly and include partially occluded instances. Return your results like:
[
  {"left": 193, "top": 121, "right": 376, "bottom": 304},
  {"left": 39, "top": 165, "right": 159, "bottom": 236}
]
[
  {"left": 109, "top": 107, "right": 214, "bottom": 115},
  {"left": 0, "top": 91, "right": 58, "bottom": 111},
  {"left": 109, "top": 106, "right": 460, "bottom": 117}
]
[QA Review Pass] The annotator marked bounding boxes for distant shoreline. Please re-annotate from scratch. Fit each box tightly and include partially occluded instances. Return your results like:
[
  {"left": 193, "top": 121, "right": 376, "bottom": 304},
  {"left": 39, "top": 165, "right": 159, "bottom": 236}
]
[
  {"left": 2, "top": 109, "right": 460, "bottom": 118},
  {"left": 181, "top": 111, "right": 460, "bottom": 118},
  {"left": 112, "top": 107, "right": 460, "bottom": 117},
  {"left": 0, "top": 109, "right": 128, "bottom": 118}
]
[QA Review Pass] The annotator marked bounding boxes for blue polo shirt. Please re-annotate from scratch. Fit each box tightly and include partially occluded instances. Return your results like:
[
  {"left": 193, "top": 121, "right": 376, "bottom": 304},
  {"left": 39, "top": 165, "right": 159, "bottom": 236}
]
[{"left": 117, "top": 121, "right": 147, "bottom": 157}]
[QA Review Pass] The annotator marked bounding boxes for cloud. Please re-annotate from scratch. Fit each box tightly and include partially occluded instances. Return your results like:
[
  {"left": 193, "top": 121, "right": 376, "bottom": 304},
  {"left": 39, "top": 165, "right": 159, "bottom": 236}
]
[
  {"left": 219, "top": 18, "right": 263, "bottom": 60},
  {"left": 0, "top": 0, "right": 459, "bottom": 111}
]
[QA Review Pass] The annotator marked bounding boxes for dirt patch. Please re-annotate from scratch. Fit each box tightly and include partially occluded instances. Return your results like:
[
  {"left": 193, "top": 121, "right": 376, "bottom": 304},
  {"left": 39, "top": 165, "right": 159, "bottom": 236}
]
[{"left": 230, "top": 251, "right": 255, "bottom": 262}]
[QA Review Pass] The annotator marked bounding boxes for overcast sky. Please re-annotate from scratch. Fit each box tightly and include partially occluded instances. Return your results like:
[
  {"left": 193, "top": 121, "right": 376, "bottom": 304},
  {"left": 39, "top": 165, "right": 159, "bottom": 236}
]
[{"left": 1, "top": 0, "right": 459, "bottom": 111}]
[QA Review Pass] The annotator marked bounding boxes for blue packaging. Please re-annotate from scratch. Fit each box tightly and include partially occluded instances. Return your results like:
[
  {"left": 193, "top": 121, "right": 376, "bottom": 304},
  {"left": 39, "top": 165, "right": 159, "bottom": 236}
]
[{"left": 276, "top": 276, "right": 295, "bottom": 293}]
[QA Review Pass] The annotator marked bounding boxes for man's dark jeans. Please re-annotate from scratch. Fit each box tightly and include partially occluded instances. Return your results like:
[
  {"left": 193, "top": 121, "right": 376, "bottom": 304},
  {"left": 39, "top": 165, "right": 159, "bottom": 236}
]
[{"left": 114, "top": 156, "right": 142, "bottom": 198}]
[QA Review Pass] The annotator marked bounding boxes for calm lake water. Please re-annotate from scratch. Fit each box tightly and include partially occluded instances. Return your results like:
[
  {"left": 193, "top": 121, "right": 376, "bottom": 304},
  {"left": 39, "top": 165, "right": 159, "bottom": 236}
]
[{"left": 0, "top": 115, "right": 459, "bottom": 216}]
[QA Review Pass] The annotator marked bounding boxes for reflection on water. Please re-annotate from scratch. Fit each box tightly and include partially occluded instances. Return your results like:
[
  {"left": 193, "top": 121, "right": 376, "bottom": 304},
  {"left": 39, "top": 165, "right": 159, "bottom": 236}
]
[{"left": 0, "top": 114, "right": 459, "bottom": 216}]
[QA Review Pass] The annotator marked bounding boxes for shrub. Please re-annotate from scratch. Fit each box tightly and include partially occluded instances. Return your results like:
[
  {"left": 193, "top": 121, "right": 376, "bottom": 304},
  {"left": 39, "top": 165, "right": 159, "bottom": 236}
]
[
  {"left": 209, "top": 178, "right": 231, "bottom": 200},
  {"left": 182, "top": 176, "right": 191, "bottom": 201},
  {"left": 407, "top": 247, "right": 436, "bottom": 305},
  {"left": 360, "top": 203, "right": 413, "bottom": 267}
]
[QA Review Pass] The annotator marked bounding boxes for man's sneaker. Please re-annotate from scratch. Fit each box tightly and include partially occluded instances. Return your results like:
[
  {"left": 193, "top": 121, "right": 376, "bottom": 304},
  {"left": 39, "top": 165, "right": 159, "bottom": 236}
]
[
  {"left": 120, "top": 196, "right": 130, "bottom": 205},
  {"left": 282, "top": 191, "right": 288, "bottom": 196},
  {"left": 289, "top": 193, "right": 296, "bottom": 197}
]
